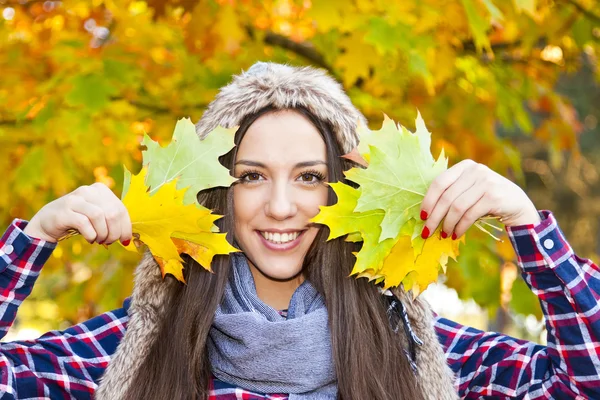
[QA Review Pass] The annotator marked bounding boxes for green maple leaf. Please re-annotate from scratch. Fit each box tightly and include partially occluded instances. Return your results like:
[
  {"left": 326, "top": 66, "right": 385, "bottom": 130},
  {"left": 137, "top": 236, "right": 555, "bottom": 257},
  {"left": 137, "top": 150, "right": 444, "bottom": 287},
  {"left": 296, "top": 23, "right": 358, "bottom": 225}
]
[
  {"left": 141, "top": 118, "right": 236, "bottom": 205},
  {"left": 345, "top": 113, "right": 447, "bottom": 242},
  {"left": 311, "top": 182, "right": 395, "bottom": 274}
]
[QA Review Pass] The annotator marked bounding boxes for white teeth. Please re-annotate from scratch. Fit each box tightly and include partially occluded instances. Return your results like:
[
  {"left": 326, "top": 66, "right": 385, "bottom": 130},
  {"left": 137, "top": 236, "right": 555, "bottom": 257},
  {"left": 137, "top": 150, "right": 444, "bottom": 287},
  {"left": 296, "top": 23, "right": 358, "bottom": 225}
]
[{"left": 261, "top": 231, "right": 300, "bottom": 244}]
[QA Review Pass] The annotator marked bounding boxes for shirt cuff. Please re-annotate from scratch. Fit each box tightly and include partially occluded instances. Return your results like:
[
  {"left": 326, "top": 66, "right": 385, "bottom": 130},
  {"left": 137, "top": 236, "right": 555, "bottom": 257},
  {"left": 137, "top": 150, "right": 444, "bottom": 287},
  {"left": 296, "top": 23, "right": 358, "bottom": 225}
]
[
  {"left": 505, "top": 211, "right": 571, "bottom": 273},
  {"left": 0, "top": 218, "right": 57, "bottom": 274}
]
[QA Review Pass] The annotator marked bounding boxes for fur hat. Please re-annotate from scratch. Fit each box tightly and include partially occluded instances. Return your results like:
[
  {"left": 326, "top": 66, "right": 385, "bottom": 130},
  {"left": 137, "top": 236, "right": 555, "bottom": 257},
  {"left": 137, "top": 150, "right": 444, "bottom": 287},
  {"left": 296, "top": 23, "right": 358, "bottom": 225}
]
[
  {"left": 95, "top": 62, "right": 458, "bottom": 400},
  {"left": 195, "top": 62, "right": 366, "bottom": 153}
]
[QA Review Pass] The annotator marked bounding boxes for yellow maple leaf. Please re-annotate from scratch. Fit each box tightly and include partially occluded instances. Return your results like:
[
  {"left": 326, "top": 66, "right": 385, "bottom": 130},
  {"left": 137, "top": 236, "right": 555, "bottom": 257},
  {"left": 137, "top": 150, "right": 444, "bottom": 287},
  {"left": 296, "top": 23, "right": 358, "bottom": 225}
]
[
  {"left": 355, "top": 223, "right": 460, "bottom": 294},
  {"left": 372, "top": 235, "right": 414, "bottom": 289},
  {"left": 171, "top": 231, "right": 237, "bottom": 273},
  {"left": 406, "top": 229, "right": 460, "bottom": 296},
  {"left": 122, "top": 166, "right": 237, "bottom": 282}
]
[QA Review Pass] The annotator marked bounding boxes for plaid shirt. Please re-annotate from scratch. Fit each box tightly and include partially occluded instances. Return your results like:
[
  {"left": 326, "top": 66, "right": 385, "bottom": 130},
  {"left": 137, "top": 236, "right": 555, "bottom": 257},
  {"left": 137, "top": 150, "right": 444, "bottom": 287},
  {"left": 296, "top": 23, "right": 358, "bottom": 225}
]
[{"left": 0, "top": 212, "right": 599, "bottom": 399}]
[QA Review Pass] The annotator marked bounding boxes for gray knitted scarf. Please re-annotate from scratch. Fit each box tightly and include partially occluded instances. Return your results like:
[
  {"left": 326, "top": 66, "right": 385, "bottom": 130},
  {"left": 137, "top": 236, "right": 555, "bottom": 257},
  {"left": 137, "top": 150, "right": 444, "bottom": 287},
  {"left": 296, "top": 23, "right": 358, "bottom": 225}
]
[{"left": 207, "top": 254, "right": 337, "bottom": 399}]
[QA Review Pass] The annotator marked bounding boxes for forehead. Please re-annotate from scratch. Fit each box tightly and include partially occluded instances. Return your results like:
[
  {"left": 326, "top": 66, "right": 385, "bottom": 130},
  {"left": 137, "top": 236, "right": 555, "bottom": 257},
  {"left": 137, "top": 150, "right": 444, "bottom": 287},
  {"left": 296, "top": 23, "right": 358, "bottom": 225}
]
[{"left": 236, "top": 110, "right": 327, "bottom": 165}]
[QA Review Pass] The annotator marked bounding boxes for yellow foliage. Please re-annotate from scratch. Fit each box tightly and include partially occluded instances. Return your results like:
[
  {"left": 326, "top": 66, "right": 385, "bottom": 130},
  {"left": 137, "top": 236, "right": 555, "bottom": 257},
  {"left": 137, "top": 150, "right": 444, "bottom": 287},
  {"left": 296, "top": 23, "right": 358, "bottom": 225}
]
[
  {"left": 0, "top": 0, "right": 593, "bottom": 324},
  {"left": 122, "top": 166, "right": 237, "bottom": 282}
]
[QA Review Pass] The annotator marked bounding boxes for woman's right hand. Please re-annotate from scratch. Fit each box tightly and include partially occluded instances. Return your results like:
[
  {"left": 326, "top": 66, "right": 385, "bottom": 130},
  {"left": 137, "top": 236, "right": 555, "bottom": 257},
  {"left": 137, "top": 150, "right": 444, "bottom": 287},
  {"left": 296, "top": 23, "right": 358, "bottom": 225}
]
[{"left": 23, "top": 183, "right": 132, "bottom": 245}]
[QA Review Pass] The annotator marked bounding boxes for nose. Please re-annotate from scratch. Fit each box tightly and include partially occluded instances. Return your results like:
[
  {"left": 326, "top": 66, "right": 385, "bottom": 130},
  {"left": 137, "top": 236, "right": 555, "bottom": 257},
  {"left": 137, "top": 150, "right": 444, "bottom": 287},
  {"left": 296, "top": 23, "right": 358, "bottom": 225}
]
[{"left": 265, "top": 181, "right": 297, "bottom": 220}]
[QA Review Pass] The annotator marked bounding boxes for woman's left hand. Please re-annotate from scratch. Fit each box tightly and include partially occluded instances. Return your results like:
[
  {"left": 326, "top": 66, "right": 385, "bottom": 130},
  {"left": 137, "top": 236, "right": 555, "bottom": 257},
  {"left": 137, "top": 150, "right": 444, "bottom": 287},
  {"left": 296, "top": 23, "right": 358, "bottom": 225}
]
[{"left": 419, "top": 159, "right": 541, "bottom": 239}]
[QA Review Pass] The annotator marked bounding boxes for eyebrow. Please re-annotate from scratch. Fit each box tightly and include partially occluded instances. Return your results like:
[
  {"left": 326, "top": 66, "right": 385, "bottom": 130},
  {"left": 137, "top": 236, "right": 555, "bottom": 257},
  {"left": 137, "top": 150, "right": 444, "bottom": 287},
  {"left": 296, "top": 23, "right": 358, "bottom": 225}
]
[{"left": 235, "top": 160, "right": 327, "bottom": 168}]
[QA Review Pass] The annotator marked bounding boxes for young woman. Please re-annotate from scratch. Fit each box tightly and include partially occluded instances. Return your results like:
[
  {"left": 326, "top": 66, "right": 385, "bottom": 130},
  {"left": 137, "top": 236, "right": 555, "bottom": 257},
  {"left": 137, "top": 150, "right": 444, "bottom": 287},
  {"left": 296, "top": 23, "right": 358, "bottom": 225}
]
[{"left": 1, "top": 62, "right": 598, "bottom": 399}]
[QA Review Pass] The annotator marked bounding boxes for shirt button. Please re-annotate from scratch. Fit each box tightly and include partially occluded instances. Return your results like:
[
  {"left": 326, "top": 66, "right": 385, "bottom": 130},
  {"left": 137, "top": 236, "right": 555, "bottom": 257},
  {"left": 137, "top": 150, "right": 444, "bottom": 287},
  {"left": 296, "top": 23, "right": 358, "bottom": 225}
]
[
  {"left": 543, "top": 239, "right": 554, "bottom": 250},
  {"left": 3, "top": 245, "right": 13, "bottom": 255}
]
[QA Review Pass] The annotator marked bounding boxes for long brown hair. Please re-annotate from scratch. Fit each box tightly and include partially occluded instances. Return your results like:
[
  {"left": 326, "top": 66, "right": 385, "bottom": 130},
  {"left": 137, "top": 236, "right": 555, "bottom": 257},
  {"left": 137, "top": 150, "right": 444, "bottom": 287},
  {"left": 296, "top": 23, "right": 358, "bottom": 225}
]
[{"left": 124, "top": 106, "right": 422, "bottom": 400}]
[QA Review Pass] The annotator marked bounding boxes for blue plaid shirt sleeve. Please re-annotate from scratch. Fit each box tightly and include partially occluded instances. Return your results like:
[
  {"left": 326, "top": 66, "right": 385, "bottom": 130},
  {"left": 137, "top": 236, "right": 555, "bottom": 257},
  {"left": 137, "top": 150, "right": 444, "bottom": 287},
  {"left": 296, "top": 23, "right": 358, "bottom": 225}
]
[
  {"left": 0, "top": 219, "right": 129, "bottom": 399},
  {"left": 435, "top": 211, "right": 600, "bottom": 399},
  {"left": 0, "top": 219, "right": 56, "bottom": 339}
]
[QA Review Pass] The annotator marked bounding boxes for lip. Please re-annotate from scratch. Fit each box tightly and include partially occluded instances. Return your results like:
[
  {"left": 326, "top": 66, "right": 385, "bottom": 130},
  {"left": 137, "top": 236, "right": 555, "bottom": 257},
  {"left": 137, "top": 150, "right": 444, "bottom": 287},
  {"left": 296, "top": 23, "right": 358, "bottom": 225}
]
[{"left": 256, "top": 230, "right": 306, "bottom": 251}]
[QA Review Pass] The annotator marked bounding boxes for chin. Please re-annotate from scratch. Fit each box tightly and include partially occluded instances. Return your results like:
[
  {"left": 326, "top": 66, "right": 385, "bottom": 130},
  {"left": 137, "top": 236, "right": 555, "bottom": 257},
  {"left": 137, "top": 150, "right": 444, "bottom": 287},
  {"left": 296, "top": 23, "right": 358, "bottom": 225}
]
[{"left": 252, "top": 259, "right": 303, "bottom": 281}]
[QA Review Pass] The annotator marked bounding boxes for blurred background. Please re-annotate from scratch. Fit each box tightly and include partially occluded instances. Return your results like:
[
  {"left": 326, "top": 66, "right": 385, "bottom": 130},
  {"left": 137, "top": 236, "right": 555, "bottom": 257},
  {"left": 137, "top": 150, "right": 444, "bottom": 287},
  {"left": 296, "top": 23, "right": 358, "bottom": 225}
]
[{"left": 0, "top": 0, "right": 598, "bottom": 342}]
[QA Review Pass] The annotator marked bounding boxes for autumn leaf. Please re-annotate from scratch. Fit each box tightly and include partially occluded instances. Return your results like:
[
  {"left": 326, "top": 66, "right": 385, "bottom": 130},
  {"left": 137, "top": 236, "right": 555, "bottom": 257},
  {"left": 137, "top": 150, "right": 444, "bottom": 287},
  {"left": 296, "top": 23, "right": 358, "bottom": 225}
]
[
  {"left": 170, "top": 232, "right": 236, "bottom": 272},
  {"left": 346, "top": 113, "right": 447, "bottom": 242},
  {"left": 312, "top": 182, "right": 394, "bottom": 274},
  {"left": 122, "top": 166, "right": 237, "bottom": 282},
  {"left": 141, "top": 118, "right": 236, "bottom": 206},
  {"left": 120, "top": 117, "right": 239, "bottom": 282},
  {"left": 313, "top": 180, "right": 459, "bottom": 294},
  {"left": 409, "top": 226, "right": 459, "bottom": 295},
  {"left": 312, "top": 114, "right": 460, "bottom": 294}
]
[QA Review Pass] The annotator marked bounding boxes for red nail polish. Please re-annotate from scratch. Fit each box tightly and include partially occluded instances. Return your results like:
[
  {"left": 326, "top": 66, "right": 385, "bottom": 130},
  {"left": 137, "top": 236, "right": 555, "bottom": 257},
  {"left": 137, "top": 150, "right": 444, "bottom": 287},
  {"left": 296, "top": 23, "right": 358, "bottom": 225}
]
[
  {"left": 441, "top": 231, "right": 448, "bottom": 239},
  {"left": 98, "top": 240, "right": 104, "bottom": 245},
  {"left": 452, "top": 233, "right": 457, "bottom": 240},
  {"left": 420, "top": 210, "right": 428, "bottom": 220},
  {"left": 122, "top": 239, "right": 131, "bottom": 246},
  {"left": 421, "top": 226, "right": 430, "bottom": 239}
]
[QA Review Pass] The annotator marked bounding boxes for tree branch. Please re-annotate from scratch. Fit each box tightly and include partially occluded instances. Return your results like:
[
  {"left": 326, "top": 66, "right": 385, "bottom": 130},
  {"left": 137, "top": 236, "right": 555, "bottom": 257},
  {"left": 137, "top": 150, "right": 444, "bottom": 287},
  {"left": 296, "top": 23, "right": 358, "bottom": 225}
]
[
  {"left": 559, "top": 0, "right": 600, "bottom": 24},
  {"left": 262, "top": 31, "right": 331, "bottom": 71},
  {"left": 0, "top": 119, "right": 20, "bottom": 126},
  {"left": 461, "top": 37, "right": 548, "bottom": 54},
  {"left": 244, "top": 27, "right": 340, "bottom": 78}
]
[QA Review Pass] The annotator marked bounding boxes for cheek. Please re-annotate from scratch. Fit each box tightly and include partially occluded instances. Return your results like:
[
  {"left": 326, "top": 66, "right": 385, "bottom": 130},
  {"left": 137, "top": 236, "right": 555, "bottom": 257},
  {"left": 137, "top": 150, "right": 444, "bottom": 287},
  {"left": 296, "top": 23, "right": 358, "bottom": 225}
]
[
  {"left": 299, "top": 186, "right": 329, "bottom": 217},
  {"left": 232, "top": 188, "right": 258, "bottom": 242},
  {"left": 233, "top": 186, "right": 260, "bottom": 219}
]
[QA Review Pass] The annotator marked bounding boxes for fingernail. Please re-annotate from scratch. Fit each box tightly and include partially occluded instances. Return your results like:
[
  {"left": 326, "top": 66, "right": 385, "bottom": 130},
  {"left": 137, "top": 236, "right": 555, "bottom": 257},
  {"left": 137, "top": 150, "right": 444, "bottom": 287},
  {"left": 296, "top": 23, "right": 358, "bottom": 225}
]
[
  {"left": 420, "top": 210, "right": 428, "bottom": 220},
  {"left": 98, "top": 240, "right": 104, "bottom": 245},
  {"left": 452, "top": 233, "right": 457, "bottom": 240},
  {"left": 441, "top": 231, "right": 448, "bottom": 239},
  {"left": 122, "top": 239, "right": 131, "bottom": 246},
  {"left": 421, "top": 226, "right": 430, "bottom": 239}
]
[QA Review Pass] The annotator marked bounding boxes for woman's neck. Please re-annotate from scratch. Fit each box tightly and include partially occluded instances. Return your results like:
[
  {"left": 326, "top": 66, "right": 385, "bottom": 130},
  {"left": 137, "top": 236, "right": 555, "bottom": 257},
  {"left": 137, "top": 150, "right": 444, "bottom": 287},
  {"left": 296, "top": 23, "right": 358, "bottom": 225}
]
[{"left": 248, "top": 263, "right": 304, "bottom": 310}]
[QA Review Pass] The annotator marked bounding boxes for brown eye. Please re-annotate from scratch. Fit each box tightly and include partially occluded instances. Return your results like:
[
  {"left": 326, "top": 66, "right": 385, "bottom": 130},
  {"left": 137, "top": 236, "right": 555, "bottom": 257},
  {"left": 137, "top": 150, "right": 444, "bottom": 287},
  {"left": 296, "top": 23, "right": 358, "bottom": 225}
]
[
  {"left": 297, "top": 171, "right": 325, "bottom": 184},
  {"left": 239, "top": 171, "right": 264, "bottom": 183},
  {"left": 301, "top": 173, "right": 316, "bottom": 182}
]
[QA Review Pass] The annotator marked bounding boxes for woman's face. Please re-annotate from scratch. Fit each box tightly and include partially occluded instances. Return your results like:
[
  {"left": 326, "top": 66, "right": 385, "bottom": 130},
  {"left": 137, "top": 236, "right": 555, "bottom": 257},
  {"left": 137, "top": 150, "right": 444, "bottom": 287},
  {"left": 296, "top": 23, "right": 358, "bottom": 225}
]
[{"left": 233, "top": 110, "right": 329, "bottom": 281}]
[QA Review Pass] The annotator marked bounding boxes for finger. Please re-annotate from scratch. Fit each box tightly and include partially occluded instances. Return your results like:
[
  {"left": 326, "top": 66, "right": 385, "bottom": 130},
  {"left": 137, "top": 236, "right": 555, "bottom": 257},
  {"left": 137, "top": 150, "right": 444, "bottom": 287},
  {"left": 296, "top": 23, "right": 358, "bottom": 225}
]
[
  {"left": 92, "top": 183, "right": 132, "bottom": 244},
  {"left": 119, "top": 203, "right": 133, "bottom": 245},
  {"left": 442, "top": 183, "right": 486, "bottom": 237},
  {"left": 423, "top": 167, "right": 478, "bottom": 238},
  {"left": 453, "top": 196, "right": 492, "bottom": 239},
  {"left": 66, "top": 211, "right": 97, "bottom": 243},
  {"left": 102, "top": 204, "right": 122, "bottom": 245},
  {"left": 420, "top": 159, "right": 476, "bottom": 221},
  {"left": 68, "top": 196, "right": 109, "bottom": 243},
  {"left": 87, "top": 183, "right": 122, "bottom": 245}
]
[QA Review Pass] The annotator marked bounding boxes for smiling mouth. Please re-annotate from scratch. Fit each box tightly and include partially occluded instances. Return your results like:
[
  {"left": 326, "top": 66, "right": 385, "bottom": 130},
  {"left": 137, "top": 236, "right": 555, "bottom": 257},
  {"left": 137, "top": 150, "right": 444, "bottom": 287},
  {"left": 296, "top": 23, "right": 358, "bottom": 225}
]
[{"left": 259, "top": 231, "right": 303, "bottom": 245}]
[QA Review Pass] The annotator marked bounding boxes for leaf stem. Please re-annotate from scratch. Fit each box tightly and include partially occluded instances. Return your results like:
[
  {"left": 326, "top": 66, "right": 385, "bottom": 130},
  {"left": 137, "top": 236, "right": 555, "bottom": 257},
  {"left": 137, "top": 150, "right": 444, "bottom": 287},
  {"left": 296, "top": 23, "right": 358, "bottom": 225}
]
[
  {"left": 474, "top": 221, "right": 503, "bottom": 241},
  {"left": 58, "top": 229, "right": 79, "bottom": 241},
  {"left": 476, "top": 218, "right": 504, "bottom": 232}
]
